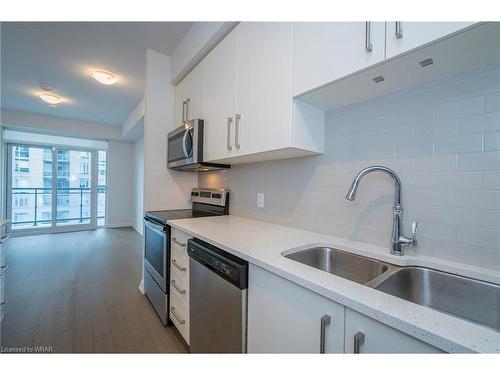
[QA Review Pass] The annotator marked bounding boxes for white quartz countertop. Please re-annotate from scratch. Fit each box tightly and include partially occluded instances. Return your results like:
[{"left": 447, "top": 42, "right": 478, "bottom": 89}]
[{"left": 169, "top": 215, "right": 500, "bottom": 353}]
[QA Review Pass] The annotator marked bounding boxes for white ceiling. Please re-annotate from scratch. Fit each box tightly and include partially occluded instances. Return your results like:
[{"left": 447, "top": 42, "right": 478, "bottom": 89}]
[{"left": 1, "top": 22, "right": 192, "bottom": 126}]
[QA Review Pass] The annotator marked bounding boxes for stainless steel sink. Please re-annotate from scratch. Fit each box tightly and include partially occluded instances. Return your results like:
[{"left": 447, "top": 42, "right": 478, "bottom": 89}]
[
  {"left": 373, "top": 267, "right": 500, "bottom": 331},
  {"left": 284, "top": 247, "right": 390, "bottom": 285}
]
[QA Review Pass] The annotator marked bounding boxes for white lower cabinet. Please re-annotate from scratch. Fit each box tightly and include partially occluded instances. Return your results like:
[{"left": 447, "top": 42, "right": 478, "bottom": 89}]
[
  {"left": 170, "top": 228, "right": 192, "bottom": 345},
  {"left": 248, "top": 264, "right": 345, "bottom": 353},
  {"left": 247, "top": 265, "right": 443, "bottom": 353},
  {"left": 344, "top": 308, "right": 443, "bottom": 353}
]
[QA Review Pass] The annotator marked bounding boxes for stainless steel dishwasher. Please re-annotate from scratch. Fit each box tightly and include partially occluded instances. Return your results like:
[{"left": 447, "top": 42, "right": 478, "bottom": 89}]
[{"left": 188, "top": 238, "right": 248, "bottom": 353}]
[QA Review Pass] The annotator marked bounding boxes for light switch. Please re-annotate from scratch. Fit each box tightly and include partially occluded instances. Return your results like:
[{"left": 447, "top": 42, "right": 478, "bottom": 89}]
[{"left": 257, "top": 193, "right": 265, "bottom": 208}]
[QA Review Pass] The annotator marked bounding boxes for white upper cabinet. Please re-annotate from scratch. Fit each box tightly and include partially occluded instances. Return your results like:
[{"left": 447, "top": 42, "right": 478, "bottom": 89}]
[
  {"left": 385, "top": 21, "right": 477, "bottom": 59},
  {"left": 235, "top": 22, "right": 294, "bottom": 157},
  {"left": 175, "top": 63, "right": 204, "bottom": 126},
  {"left": 292, "top": 22, "right": 385, "bottom": 96},
  {"left": 202, "top": 29, "right": 238, "bottom": 162}
]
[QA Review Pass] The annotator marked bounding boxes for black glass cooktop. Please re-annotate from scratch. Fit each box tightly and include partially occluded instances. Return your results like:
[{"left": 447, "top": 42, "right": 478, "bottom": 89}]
[{"left": 145, "top": 209, "right": 219, "bottom": 225}]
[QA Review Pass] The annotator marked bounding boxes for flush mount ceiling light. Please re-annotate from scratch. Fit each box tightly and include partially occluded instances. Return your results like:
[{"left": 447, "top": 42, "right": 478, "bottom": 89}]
[
  {"left": 91, "top": 70, "right": 117, "bottom": 85},
  {"left": 39, "top": 93, "right": 62, "bottom": 105}
]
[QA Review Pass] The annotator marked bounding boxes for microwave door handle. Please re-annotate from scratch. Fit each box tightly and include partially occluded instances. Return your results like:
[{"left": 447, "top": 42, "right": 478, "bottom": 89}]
[{"left": 182, "top": 130, "right": 191, "bottom": 158}]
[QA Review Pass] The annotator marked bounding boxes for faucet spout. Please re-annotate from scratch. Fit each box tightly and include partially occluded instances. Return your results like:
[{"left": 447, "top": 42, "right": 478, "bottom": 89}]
[{"left": 345, "top": 166, "right": 416, "bottom": 256}]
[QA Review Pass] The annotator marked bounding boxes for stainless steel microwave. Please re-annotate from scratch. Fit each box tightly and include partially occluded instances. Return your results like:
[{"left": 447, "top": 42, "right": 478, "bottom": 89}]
[{"left": 167, "top": 119, "right": 229, "bottom": 172}]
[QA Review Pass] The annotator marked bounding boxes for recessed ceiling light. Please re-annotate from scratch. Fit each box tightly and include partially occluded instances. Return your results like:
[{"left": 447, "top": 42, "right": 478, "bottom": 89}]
[
  {"left": 39, "top": 93, "right": 62, "bottom": 105},
  {"left": 91, "top": 70, "right": 117, "bottom": 85}
]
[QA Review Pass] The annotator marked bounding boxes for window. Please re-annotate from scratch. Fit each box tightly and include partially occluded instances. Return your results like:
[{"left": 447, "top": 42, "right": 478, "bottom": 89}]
[
  {"left": 57, "top": 178, "right": 69, "bottom": 189},
  {"left": 80, "top": 179, "right": 90, "bottom": 188},
  {"left": 80, "top": 162, "right": 90, "bottom": 175},
  {"left": 14, "top": 146, "right": 29, "bottom": 159},
  {"left": 14, "top": 213, "right": 28, "bottom": 223},
  {"left": 14, "top": 195, "right": 29, "bottom": 207},
  {"left": 15, "top": 160, "right": 30, "bottom": 173},
  {"left": 14, "top": 178, "right": 29, "bottom": 188}
]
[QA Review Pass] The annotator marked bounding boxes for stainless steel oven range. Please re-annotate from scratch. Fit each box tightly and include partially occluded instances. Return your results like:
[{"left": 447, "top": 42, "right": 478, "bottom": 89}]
[{"left": 143, "top": 188, "right": 229, "bottom": 325}]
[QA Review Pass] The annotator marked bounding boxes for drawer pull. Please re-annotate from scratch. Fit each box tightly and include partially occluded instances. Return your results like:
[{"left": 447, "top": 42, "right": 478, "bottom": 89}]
[
  {"left": 319, "top": 314, "right": 331, "bottom": 354},
  {"left": 172, "top": 237, "right": 186, "bottom": 247},
  {"left": 0, "top": 264, "right": 7, "bottom": 277},
  {"left": 170, "top": 279, "right": 186, "bottom": 295},
  {"left": 0, "top": 301, "right": 7, "bottom": 315},
  {"left": 354, "top": 331, "right": 365, "bottom": 354},
  {"left": 170, "top": 306, "right": 185, "bottom": 325},
  {"left": 171, "top": 259, "right": 186, "bottom": 272}
]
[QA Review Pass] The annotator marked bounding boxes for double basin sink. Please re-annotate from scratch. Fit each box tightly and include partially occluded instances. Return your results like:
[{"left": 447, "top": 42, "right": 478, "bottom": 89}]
[{"left": 284, "top": 247, "right": 500, "bottom": 331}]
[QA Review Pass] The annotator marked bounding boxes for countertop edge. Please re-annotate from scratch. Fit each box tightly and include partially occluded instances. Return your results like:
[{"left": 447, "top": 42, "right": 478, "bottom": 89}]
[{"left": 168, "top": 216, "right": 500, "bottom": 353}]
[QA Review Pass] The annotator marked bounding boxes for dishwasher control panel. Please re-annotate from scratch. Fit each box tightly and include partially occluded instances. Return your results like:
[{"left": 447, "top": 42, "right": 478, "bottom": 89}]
[{"left": 187, "top": 237, "right": 248, "bottom": 289}]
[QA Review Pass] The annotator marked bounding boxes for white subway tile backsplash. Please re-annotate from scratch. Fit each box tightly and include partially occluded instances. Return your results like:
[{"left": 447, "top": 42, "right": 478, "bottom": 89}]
[
  {"left": 414, "top": 154, "right": 457, "bottom": 172},
  {"left": 483, "top": 171, "right": 500, "bottom": 189},
  {"left": 457, "top": 190, "right": 500, "bottom": 210},
  {"left": 434, "top": 133, "right": 483, "bottom": 155},
  {"left": 459, "top": 71, "right": 500, "bottom": 98},
  {"left": 459, "top": 111, "right": 500, "bottom": 134},
  {"left": 459, "top": 151, "right": 500, "bottom": 171},
  {"left": 435, "top": 96, "right": 484, "bottom": 120},
  {"left": 200, "top": 62, "right": 500, "bottom": 270},
  {"left": 484, "top": 131, "right": 500, "bottom": 151},
  {"left": 485, "top": 91, "right": 500, "bottom": 113},
  {"left": 434, "top": 172, "right": 483, "bottom": 190}
]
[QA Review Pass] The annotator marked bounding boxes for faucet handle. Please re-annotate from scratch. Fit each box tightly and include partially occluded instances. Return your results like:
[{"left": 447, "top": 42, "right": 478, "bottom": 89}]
[{"left": 411, "top": 221, "right": 418, "bottom": 238}]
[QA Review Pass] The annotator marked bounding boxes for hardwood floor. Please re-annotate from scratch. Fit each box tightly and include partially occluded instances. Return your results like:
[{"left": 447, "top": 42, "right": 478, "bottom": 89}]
[{"left": 0, "top": 228, "right": 187, "bottom": 353}]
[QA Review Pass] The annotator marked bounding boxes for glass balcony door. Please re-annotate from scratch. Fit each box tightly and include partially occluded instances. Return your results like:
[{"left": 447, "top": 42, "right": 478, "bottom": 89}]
[{"left": 7, "top": 144, "right": 106, "bottom": 233}]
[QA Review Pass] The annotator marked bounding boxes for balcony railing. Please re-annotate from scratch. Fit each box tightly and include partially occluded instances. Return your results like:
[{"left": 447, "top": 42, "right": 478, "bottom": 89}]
[{"left": 11, "top": 186, "right": 106, "bottom": 228}]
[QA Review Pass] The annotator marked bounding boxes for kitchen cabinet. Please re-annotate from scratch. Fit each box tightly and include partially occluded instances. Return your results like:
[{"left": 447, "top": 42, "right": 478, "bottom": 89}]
[
  {"left": 344, "top": 308, "right": 443, "bottom": 353},
  {"left": 385, "top": 22, "right": 477, "bottom": 59},
  {"left": 169, "top": 227, "right": 192, "bottom": 344},
  {"left": 292, "top": 22, "right": 386, "bottom": 96},
  {"left": 203, "top": 29, "right": 238, "bottom": 162},
  {"left": 194, "top": 22, "right": 325, "bottom": 165},
  {"left": 174, "top": 63, "right": 204, "bottom": 126},
  {"left": 247, "top": 264, "right": 345, "bottom": 353}
]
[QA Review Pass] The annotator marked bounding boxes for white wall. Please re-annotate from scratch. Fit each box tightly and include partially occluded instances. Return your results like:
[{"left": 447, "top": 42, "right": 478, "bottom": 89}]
[
  {"left": 200, "top": 62, "right": 500, "bottom": 271},
  {"left": 105, "top": 140, "right": 134, "bottom": 228},
  {"left": 143, "top": 49, "right": 197, "bottom": 212},
  {"left": 1, "top": 109, "right": 123, "bottom": 141},
  {"left": 133, "top": 137, "right": 144, "bottom": 234}
]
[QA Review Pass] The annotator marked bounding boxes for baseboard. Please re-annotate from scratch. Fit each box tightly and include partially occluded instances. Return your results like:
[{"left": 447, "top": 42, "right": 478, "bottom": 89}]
[{"left": 106, "top": 222, "right": 133, "bottom": 229}]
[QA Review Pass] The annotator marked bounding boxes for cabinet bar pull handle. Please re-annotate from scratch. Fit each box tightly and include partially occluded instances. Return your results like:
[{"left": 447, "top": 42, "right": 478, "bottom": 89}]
[
  {"left": 171, "top": 259, "right": 186, "bottom": 272},
  {"left": 365, "top": 22, "right": 373, "bottom": 52},
  {"left": 354, "top": 331, "right": 365, "bottom": 354},
  {"left": 182, "top": 101, "right": 186, "bottom": 123},
  {"left": 235, "top": 113, "right": 241, "bottom": 150},
  {"left": 172, "top": 237, "right": 186, "bottom": 247},
  {"left": 170, "top": 306, "right": 185, "bottom": 325},
  {"left": 0, "top": 264, "right": 8, "bottom": 277},
  {"left": 319, "top": 314, "right": 331, "bottom": 354},
  {"left": 395, "top": 21, "right": 403, "bottom": 39},
  {"left": 185, "top": 97, "right": 191, "bottom": 123},
  {"left": 170, "top": 280, "right": 186, "bottom": 294},
  {"left": 227, "top": 117, "right": 233, "bottom": 150}
]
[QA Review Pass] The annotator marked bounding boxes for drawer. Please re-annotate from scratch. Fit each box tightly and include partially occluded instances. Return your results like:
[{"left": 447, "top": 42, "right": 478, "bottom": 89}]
[
  {"left": 170, "top": 248, "right": 189, "bottom": 279},
  {"left": 171, "top": 228, "right": 191, "bottom": 256},
  {"left": 170, "top": 264, "right": 189, "bottom": 306},
  {"left": 170, "top": 289, "right": 190, "bottom": 344}
]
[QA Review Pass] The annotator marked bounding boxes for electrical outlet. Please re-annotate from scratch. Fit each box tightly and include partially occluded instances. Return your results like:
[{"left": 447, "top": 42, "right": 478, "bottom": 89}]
[{"left": 257, "top": 193, "right": 265, "bottom": 208}]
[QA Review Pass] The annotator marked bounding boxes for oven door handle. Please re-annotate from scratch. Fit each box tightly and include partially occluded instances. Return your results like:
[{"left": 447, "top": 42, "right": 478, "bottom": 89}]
[{"left": 144, "top": 217, "right": 166, "bottom": 233}]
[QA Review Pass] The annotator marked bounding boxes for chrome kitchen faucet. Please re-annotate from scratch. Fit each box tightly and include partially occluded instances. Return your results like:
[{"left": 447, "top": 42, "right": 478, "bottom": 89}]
[{"left": 345, "top": 166, "right": 417, "bottom": 256}]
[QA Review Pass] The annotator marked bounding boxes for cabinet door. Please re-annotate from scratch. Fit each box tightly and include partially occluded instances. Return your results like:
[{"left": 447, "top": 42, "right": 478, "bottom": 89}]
[
  {"left": 248, "top": 265, "right": 345, "bottom": 353},
  {"left": 203, "top": 29, "right": 238, "bottom": 162},
  {"left": 292, "top": 22, "right": 385, "bottom": 96},
  {"left": 386, "top": 22, "right": 477, "bottom": 59},
  {"left": 185, "top": 63, "right": 204, "bottom": 121},
  {"left": 345, "top": 309, "right": 443, "bottom": 353},
  {"left": 235, "top": 22, "right": 293, "bottom": 157},
  {"left": 175, "top": 77, "right": 189, "bottom": 126},
  {"left": 174, "top": 63, "right": 204, "bottom": 126}
]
